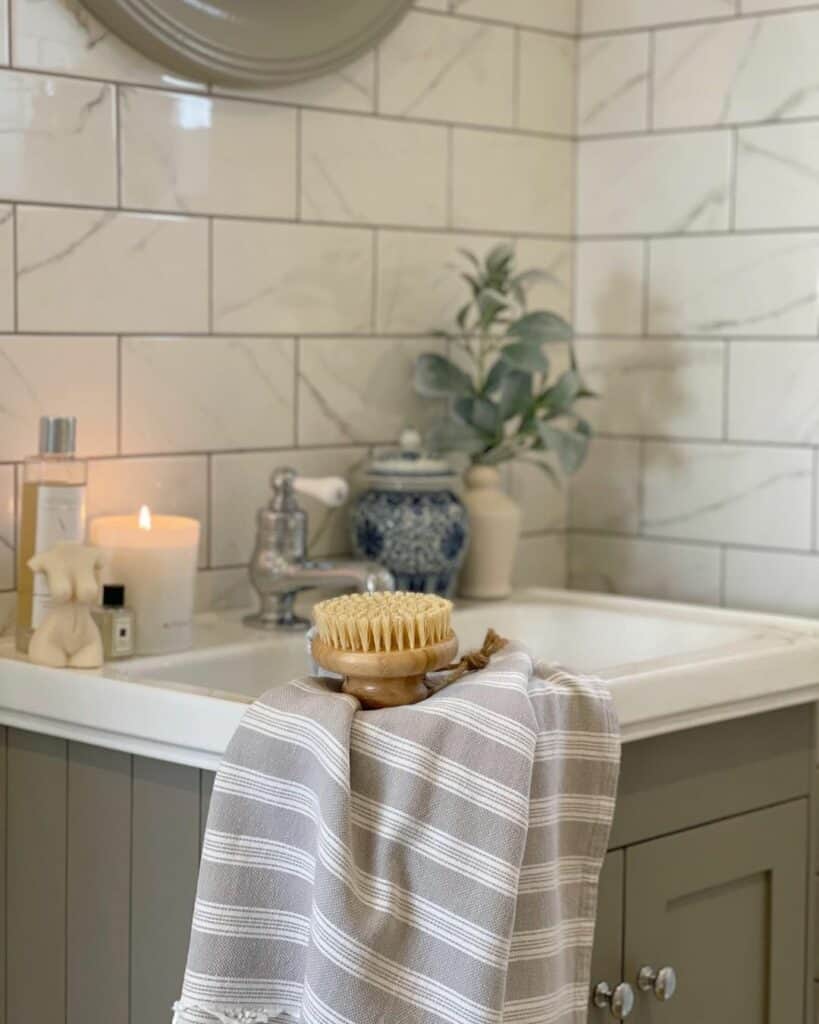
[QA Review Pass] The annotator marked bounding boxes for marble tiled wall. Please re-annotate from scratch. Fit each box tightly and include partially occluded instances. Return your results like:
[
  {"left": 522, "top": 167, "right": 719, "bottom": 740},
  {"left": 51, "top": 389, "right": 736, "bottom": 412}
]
[
  {"left": 0, "top": 0, "right": 577, "bottom": 626},
  {"left": 570, "top": 0, "right": 819, "bottom": 616}
]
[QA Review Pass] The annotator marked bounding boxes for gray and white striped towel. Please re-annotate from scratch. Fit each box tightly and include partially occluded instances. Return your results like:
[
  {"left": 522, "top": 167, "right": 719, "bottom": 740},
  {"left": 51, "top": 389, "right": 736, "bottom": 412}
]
[{"left": 173, "top": 643, "right": 620, "bottom": 1024}]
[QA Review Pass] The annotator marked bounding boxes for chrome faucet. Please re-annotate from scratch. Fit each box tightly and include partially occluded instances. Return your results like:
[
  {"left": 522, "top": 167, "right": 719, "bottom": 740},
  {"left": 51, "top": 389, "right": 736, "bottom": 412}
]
[{"left": 243, "top": 467, "right": 395, "bottom": 630}]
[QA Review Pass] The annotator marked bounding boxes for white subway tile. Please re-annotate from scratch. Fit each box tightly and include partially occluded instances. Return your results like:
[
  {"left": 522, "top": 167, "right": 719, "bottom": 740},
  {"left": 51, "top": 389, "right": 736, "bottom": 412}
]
[
  {"left": 582, "top": 0, "right": 733, "bottom": 31},
  {"left": 87, "top": 455, "right": 208, "bottom": 566},
  {"left": 578, "top": 34, "right": 649, "bottom": 137},
  {"left": 727, "top": 341, "right": 819, "bottom": 443},
  {"left": 648, "top": 234, "right": 819, "bottom": 337},
  {"left": 120, "top": 88, "right": 297, "bottom": 218},
  {"left": 214, "top": 52, "right": 375, "bottom": 112},
  {"left": 736, "top": 122, "right": 819, "bottom": 229},
  {"left": 0, "top": 465, "right": 13, "bottom": 590},
  {"left": 574, "top": 240, "right": 644, "bottom": 336},
  {"left": 452, "top": 0, "right": 576, "bottom": 33},
  {"left": 17, "top": 207, "right": 208, "bottom": 333},
  {"left": 11, "top": 0, "right": 204, "bottom": 90},
  {"left": 512, "top": 533, "right": 567, "bottom": 589},
  {"left": 213, "top": 221, "right": 372, "bottom": 335},
  {"left": 570, "top": 438, "right": 641, "bottom": 532},
  {"left": 654, "top": 12, "right": 819, "bottom": 129},
  {"left": 122, "top": 336, "right": 295, "bottom": 455},
  {"left": 0, "top": 335, "right": 117, "bottom": 460},
  {"left": 0, "top": 71, "right": 115, "bottom": 205},
  {"left": 453, "top": 131, "right": 572, "bottom": 234},
  {"left": 569, "top": 533, "right": 722, "bottom": 606},
  {"left": 518, "top": 32, "right": 575, "bottom": 136},
  {"left": 377, "top": 232, "right": 572, "bottom": 333},
  {"left": 195, "top": 567, "right": 253, "bottom": 613},
  {"left": 506, "top": 460, "right": 568, "bottom": 534},
  {"left": 0, "top": 205, "right": 11, "bottom": 331},
  {"left": 378, "top": 11, "right": 515, "bottom": 127},
  {"left": 642, "top": 442, "right": 812, "bottom": 547},
  {"left": 724, "top": 548, "right": 819, "bottom": 617},
  {"left": 575, "top": 338, "right": 724, "bottom": 439},
  {"left": 298, "top": 336, "right": 442, "bottom": 446},
  {"left": 741, "top": 0, "right": 811, "bottom": 9},
  {"left": 578, "top": 132, "right": 732, "bottom": 235},
  {"left": 301, "top": 111, "right": 447, "bottom": 227},
  {"left": 210, "top": 447, "right": 368, "bottom": 567}
]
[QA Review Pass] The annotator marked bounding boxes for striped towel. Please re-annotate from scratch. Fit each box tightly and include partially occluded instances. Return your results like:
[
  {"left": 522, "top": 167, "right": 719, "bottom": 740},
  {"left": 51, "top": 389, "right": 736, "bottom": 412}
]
[{"left": 172, "top": 643, "right": 620, "bottom": 1024}]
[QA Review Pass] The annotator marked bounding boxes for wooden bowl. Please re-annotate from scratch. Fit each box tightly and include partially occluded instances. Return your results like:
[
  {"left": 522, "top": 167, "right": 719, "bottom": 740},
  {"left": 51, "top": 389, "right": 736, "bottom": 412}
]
[{"left": 311, "top": 633, "right": 459, "bottom": 709}]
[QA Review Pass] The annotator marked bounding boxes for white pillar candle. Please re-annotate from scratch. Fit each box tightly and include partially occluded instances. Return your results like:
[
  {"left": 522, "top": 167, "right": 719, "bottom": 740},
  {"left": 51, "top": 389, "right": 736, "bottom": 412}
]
[{"left": 90, "top": 506, "right": 200, "bottom": 655}]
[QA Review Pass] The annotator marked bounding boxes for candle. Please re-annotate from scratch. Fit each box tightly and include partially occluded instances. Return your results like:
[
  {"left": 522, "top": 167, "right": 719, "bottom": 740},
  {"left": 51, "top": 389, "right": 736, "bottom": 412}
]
[{"left": 90, "top": 506, "right": 200, "bottom": 655}]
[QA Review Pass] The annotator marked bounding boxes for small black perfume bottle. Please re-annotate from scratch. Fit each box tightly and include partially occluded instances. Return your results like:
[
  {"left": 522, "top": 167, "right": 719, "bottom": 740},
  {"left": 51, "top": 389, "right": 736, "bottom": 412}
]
[{"left": 91, "top": 584, "right": 135, "bottom": 660}]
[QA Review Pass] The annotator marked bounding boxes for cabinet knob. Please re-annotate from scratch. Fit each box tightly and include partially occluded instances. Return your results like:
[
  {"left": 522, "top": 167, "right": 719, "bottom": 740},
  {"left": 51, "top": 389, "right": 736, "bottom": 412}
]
[
  {"left": 637, "top": 965, "right": 677, "bottom": 1001},
  {"left": 593, "top": 981, "right": 636, "bottom": 1018}
]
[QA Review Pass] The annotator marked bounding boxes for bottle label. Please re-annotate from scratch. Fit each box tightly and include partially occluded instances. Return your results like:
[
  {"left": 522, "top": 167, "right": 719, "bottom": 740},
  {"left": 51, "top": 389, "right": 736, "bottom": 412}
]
[
  {"left": 111, "top": 613, "right": 134, "bottom": 657},
  {"left": 32, "top": 485, "right": 86, "bottom": 628}
]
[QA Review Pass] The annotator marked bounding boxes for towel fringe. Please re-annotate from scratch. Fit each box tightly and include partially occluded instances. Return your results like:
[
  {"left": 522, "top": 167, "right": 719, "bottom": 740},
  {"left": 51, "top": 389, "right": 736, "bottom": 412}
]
[{"left": 172, "top": 999, "right": 297, "bottom": 1023}]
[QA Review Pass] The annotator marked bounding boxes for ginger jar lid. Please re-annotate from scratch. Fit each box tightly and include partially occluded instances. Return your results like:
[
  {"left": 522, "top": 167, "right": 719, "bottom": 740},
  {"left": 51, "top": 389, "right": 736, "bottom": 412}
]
[{"left": 364, "top": 428, "right": 457, "bottom": 491}]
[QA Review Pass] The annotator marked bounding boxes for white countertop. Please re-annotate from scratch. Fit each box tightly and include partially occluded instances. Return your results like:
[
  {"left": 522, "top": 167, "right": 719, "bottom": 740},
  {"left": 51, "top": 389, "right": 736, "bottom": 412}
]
[{"left": 1, "top": 587, "right": 819, "bottom": 769}]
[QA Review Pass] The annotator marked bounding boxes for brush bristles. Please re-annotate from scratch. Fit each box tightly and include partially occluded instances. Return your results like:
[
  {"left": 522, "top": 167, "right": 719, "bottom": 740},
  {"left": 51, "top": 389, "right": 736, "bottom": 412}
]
[{"left": 312, "top": 591, "right": 453, "bottom": 653}]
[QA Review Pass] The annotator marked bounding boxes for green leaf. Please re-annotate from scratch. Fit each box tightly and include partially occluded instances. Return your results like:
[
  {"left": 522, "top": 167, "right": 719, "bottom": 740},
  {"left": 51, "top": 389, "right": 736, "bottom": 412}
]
[
  {"left": 414, "top": 353, "right": 473, "bottom": 398},
  {"left": 501, "top": 342, "right": 550, "bottom": 374},
  {"left": 519, "top": 454, "right": 560, "bottom": 486},
  {"left": 477, "top": 288, "right": 509, "bottom": 328},
  {"left": 507, "top": 311, "right": 573, "bottom": 345},
  {"left": 454, "top": 395, "right": 501, "bottom": 436},
  {"left": 455, "top": 301, "right": 473, "bottom": 330},
  {"left": 498, "top": 370, "right": 532, "bottom": 420},
  {"left": 541, "top": 369, "right": 583, "bottom": 413},
  {"left": 485, "top": 242, "right": 515, "bottom": 273},
  {"left": 461, "top": 272, "right": 482, "bottom": 296},
  {"left": 426, "top": 418, "right": 485, "bottom": 456},
  {"left": 458, "top": 248, "right": 482, "bottom": 271},
  {"left": 483, "top": 358, "right": 510, "bottom": 395},
  {"left": 535, "top": 421, "right": 590, "bottom": 474}
]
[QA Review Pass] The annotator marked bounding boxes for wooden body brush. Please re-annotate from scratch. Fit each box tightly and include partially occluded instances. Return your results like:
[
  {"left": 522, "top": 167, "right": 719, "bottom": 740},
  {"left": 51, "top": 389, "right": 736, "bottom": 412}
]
[{"left": 311, "top": 592, "right": 458, "bottom": 709}]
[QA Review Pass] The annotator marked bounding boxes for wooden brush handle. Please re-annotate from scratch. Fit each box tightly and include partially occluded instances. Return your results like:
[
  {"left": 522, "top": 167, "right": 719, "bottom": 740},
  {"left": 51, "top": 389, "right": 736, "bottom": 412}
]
[{"left": 311, "top": 634, "right": 458, "bottom": 709}]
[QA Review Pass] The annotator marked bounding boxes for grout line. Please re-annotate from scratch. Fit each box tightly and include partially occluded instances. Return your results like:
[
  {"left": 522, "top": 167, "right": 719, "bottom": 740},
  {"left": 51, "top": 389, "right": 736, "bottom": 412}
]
[
  {"left": 728, "top": 128, "right": 739, "bottom": 230},
  {"left": 512, "top": 28, "right": 521, "bottom": 129},
  {"left": 114, "top": 84, "right": 123, "bottom": 208},
  {"left": 445, "top": 128, "right": 454, "bottom": 229},
  {"left": 645, "top": 30, "right": 655, "bottom": 131},
  {"left": 722, "top": 340, "right": 731, "bottom": 441},
  {"left": 10, "top": 204, "right": 17, "bottom": 333},
  {"left": 205, "top": 453, "right": 213, "bottom": 568},
  {"left": 116, "top": 335, "right": 123, "bottom": 455},
  {"left": 569, "top": 525, "right": 819, "bottom": 557},
  {"left": 293, "top": 336, "right": 300, "bottom": 446},
  {"left": 207, "top": 218, "right": 214, "bottom": 333},
  {"left": 579, "top": 2, "right": 819, "bottom": 39},
  {"left": 640, "top": 238, "right": 650, "bottom": 335},
  {"left": 295, "top": 108, "right": 302, "bottom": 221}
]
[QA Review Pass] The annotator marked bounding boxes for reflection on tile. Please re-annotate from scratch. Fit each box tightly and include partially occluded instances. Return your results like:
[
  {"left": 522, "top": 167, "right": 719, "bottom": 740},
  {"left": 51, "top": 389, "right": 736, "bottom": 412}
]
[
  {"left": 648, "top": 234, "right": 819, "bottom": 337},
  {"left": 578, "top": 35, "right": 649, "bottom": 137},
  {"left": 87, "top": 455, "right": 208, "bottom": 566},
  {"left": 728, "top": 341, "right": 819, "bottom": 443},
  {"left": 518, "top": 32, "right": 574, "bottom": 136},
  {"left": 506, "top": 460, "right": 568, "bottom": 534},
  {"left": 570, "top": 438, "right": 641, "bottom": 532},
  {"left": 578, "top": 132, "right": 732, "bottom": 235},
  {"left": 11, "top": 0, "right": 204, "bottom": 89},
  {"left": 583, "top": 0, "right": 734, "bottom": 32},
  {"left": 654, "top": 13, "right": 819, "bottom": 129},
  {"left": 301, "top": 112, "right": 447, "bottom": 227},
  {"left": 122, "top": 337, "right": 295, "bottom": 454},
  {"left": 0, "top": 206, "right": 11, "bottom": 331},
  {"left": 574, "top": 240, "right": 644, "bottom": 336},
  {"left": 0, "top": 71, "right": 115, "bottom": 205},
  {"left": 195, "top": 567, "right": 253, "bottom": 613},
  {"left": 736, "top": 122, "right": 819, "bottom": 229},
  {"left": 452, "top": 0, "right": 576, "bottom": 33},
  {"left": 120, "top": 88, "right": 297, "bottom": 217},
  {"left": 214, "top": 52, "right": 375, "bottom": 112},
  {"left": 213, "top": 220, "right": 372, "bottom": 334},
  {"left": 211, "top": 447, "right": 368, "bottom": 567},
  {"left": 17, "top": 207, "right": 208, "bottom": 332},
  {"left": 453, "top": 131, "right": 572, "bottom": 234},
  {"left": 724, "top": 548, "right": 819, "bottom": 617},
  {"left": 0, "top": 335, "right": 117, "bottom": 460},
  {"left": 0, "top": 465, "right": 13, "bottom": 590},
  {"left": 378, "top": 11, "right": 515, "bottom": 127},
  {"left": 642, "top": 442, "right": 812, "bottom": 547},
  {"left": 298, "top": 336, "right": 443, "bottom": 446},
  {"left": 576, "top": 339, "right": 724, "bottom": 439},
  {"left": 569, "top": 533, "right": 721, "bottom": 606},
  {"left": 512, "top": 534, "right": 566, "bottom": 590},
  {"left": 377, "top": 231, "right": 572, "bottom": 333}
]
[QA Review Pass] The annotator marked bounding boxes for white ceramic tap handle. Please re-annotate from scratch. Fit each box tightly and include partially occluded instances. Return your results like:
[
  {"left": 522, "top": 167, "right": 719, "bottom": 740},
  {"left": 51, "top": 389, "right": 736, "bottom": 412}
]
[{"left": 292, "top": 476, "right": 349, "bottom": 508}]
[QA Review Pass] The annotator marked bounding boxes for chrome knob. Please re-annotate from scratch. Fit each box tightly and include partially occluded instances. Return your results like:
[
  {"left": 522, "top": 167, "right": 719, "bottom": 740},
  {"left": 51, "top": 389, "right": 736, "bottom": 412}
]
[
  {"left": 593, "top": 981, "right": 635, "bottom": 1018},
  {"left": 637, "top": 965, "right": 677, "bottom": 1001}
]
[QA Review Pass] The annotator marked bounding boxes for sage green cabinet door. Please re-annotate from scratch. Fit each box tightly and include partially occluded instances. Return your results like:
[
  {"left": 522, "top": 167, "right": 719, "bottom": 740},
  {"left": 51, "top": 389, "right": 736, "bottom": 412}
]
[
  {"left": 625, "top": 801, "right": 809, "bottom": 1024},
  {"left": 590, "top": 851, "right": 624, "bottom": 1006}
]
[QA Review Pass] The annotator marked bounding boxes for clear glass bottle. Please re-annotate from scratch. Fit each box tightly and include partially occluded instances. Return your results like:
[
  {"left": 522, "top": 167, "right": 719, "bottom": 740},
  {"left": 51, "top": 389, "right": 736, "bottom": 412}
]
[
  {"left": 91, "top": 584, "right": 135, "bottom": 660},
  {"left": 16, "top": 416, "right": 87, "bottom": 653}
]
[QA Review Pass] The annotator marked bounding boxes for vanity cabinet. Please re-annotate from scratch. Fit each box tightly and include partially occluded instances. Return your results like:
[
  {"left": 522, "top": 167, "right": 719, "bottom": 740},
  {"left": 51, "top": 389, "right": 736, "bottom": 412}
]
[{"left": 591, "top": 705, "right": 815, "bottom": 1023}]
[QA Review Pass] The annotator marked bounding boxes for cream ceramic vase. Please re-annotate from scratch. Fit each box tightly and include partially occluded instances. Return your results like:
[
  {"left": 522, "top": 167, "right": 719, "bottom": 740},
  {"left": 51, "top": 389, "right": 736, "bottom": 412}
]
[{"left": 458, "top": 465, "right": 521, "bottom": 600}]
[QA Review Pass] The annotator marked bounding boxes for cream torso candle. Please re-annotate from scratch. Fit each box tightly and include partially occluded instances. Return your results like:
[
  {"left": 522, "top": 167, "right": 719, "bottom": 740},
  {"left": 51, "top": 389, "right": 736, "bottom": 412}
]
[{"left": 90, "top": 507, "right": 200, "bottom": 655}]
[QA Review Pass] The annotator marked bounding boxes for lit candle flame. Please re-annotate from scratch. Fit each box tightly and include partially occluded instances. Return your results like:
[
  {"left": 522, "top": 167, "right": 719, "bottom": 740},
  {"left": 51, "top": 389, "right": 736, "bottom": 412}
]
[{"left": 138, "top": 505, "right": 152, "bottom": 531}]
